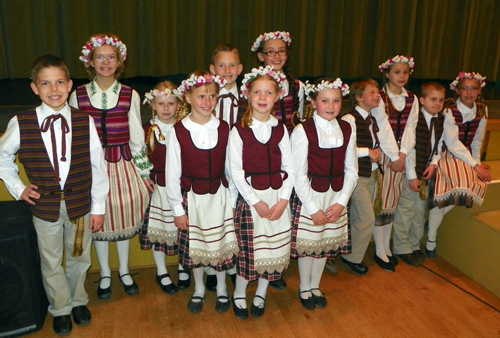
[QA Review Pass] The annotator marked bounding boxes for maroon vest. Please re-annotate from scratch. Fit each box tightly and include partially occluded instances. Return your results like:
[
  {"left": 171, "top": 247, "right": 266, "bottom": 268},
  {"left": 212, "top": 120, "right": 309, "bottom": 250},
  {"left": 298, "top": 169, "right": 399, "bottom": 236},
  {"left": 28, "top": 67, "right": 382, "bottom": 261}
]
[
  {"left": 415, "top": 111, "right": 444, "bottom": 178},
  {"left": 303, "top": 118, "right": 352, "bottom": 192},
  {"left": 235, "top": 122, "right": 288, "bottom": 190},
  {"left": 274, "top": 79, "right": 300, "bottom": 133},
  {"left": 349, "top": 110, "right": 374, "bottom": 178},
  {"left": 143, "top": 123, "right": 166, "bottom": 186},
  {"left": 379, "top": 90, "right": 414, "bottom": 146},
  {"left": 18, "top": 109, "right": 92, "bottom": 222},
  {"left": 450, "top": 104, "right": 482, "bottom": 149},
  {"left": 175, "top": 120, "right": 229, "bottom": 194},
  {"left": 75, "top": 84, "right": 133, "bottom": 162}
]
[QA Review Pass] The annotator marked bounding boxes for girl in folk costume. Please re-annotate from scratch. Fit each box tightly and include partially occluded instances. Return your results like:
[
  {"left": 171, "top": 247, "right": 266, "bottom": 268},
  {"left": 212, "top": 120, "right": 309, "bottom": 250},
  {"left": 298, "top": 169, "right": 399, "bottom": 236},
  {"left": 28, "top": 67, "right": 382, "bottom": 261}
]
[
  {"left": 166, "top": 72, "right": 239, "bottom": 315},
  {"left": 69, "top": 34, "right": 152, "bottom": 299},
  {"left": 290, "top": 79, "right": 358, "bottom": 310},
  {"left": 229, "top": 66, "right": 294, "bottom": 319},
  {"left": 426, "top": 72, "right": 491, "bottom": 258},
  {"left": 373, "top": 55, "right": 418, "bottom": 272},
  {"left": 252, "top": 31, "right": 305, "bottom": 135},
  {"left": 140, "top": 81, "right": 190, "bottom": 295}
]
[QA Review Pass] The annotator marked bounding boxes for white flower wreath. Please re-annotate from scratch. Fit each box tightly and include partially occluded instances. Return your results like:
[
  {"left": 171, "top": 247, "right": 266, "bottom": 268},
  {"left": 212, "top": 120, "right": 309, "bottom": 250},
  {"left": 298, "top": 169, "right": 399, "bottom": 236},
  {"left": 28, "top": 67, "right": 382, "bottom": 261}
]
[
  {"left": 304, "top": 79, "right": 350, "bottom": 101},
  {"left": 240, "top": 65, "right": 287, "bottom": 99},
  {"left": 79, "top": 35, "right": 127, "bottom": 63}
]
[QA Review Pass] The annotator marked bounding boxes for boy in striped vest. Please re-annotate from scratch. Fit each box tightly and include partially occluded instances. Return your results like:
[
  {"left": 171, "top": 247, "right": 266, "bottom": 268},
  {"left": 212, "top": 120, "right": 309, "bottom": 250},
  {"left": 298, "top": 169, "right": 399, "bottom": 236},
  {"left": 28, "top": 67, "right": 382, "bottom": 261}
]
[{"left": 0, "top": 55, "right": 109, "bottom": 335}]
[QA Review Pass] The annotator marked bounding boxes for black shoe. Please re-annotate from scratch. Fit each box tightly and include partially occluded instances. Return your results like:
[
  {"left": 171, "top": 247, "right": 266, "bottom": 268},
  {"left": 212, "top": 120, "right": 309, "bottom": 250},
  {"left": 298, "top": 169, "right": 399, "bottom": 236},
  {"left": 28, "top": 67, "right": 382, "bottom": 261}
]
[
  {"left": 96, "top": 276, "right": 112, "bottom": 300},
  {"left": 373, "top": 254, "right": 395, "bottom": 272},
  {"left": 250, "top": 295, "right": 266, "bottom": 318},
  {"left": 232, "top": 296, "right": 249, "bottom": 320},
  {"left": 178, "top": 269, "right": 191, "bottom": 290},
  {"left": 215, "top": 295, "right": 231, "bottom": 314},
  {"left": 71, "top": 305, "right": 91, "bottom": 326},
  {"left": 156, "top": 273, "right": 179, "bottom": 295},
  {"left": 119, "top": 273, "right": 139, "bottom": 296},
  {"left": 387, "top": 255, "right": 398, "bottom": 266},
  {"left": 311, "top": 289, "right": 327, "bottom": 308},
  {"left": 299, "top": 290, "right": 316, "bottom": 310},
  {"left": 206, "top": 274, "right": 217, "bottom": 292},
  {"left": 53, "top": 315, "right": 72, "bottom": 336},
  {"left": 425, "top": 240, "right": 437, "bottom": 259},
  {"left": 229, "top": 273, "right": 237, "bottom": 287},
  {"left": 395, "top": 253, "right": 420, "bottom": 267},
  {"left": 269, "top": 278, "right": 287, "bottom": 290},
  {"left": 340, "top": 256, "right": 369, "bottom": 275},
  {"left": 187, "top": 294, "right": 204, "bottom": 314},
  {"left": 413, "top": 249, "right": 426, "bottom": 264}
]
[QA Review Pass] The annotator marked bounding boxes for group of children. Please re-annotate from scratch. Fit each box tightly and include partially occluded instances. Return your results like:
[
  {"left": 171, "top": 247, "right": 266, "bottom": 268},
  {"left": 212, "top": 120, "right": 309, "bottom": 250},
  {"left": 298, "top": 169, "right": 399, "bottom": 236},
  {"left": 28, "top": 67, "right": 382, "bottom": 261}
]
[{"left": 0, "top": 30, "right": 491, "bottom": 335}]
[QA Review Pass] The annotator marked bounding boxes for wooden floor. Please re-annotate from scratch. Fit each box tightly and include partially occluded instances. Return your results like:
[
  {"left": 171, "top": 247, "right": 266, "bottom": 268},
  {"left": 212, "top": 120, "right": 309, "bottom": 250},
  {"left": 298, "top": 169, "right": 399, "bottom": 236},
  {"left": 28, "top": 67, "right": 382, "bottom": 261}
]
[{"left": 27, "top": 244, "right": 500, "bottom": 338}]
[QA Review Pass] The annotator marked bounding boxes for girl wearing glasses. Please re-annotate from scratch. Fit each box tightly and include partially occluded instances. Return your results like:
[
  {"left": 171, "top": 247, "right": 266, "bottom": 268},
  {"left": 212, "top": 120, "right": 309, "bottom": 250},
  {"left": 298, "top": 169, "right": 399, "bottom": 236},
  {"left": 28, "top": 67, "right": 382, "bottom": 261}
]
[{"left": 69, "top": 34, "right": 153, "bottom": 300}]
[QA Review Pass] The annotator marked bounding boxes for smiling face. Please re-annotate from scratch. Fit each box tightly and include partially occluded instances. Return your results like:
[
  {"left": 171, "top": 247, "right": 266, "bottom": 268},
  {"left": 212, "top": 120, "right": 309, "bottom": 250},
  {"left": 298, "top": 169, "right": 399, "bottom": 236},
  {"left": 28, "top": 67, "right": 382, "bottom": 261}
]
[
  {"left": 30, "top": 66, "right": 73, "bottom": 111},
  {"left": 152, "top": 94, "right": 180, "bottom": 124},
  {"left": 312, "top": 88, "right": 343, "bottom": 121},
  {"left": 419, "top": 89, "right": 445, "bottom": 116},
  {"left": 185, "top": 84, "right": 218, "bottom": 123},
  {"left": 356, "top": 84, "right": 380, "bottom": 111},
  {"left": 90, "top": 44, "right": 121, "bottom": 80},
  {"left": 248, "top": 76, "right": 280, "bottom": 122},
  {"left": 209, "top": 51, "right": 243, "bottom": 90},
  {"left": 386, "top": 62, "right": 410, "bottom": 93},
  {"left": 455, "top": 78, "right": 481, "bottom": 109},
  {"left": 257, "top": 39, "right": 288, "bottom": 71}
]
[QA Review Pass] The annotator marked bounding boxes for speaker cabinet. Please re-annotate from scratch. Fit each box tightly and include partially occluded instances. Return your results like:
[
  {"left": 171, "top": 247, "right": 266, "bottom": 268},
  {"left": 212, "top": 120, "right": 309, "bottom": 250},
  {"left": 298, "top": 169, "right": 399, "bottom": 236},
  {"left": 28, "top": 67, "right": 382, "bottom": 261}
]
[{"left": 0, "top": 202, "right": 48, "bottom": 337}]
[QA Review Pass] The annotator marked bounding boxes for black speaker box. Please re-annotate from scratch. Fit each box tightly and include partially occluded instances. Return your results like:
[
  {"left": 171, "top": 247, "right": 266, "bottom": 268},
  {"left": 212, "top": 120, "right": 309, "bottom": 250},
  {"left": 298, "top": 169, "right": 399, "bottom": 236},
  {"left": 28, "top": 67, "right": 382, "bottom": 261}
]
[{"left": 0, "top": 201, "right": 48, "bottom": 337}]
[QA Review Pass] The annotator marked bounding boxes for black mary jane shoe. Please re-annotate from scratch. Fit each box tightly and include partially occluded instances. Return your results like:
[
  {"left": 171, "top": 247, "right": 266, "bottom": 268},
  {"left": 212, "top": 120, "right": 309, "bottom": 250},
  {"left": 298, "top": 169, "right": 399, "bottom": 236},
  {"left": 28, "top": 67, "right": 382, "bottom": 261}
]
[
  {"left": 156, "top": 273, "right": 179, "bottom": 295},
  {"left": 310, "top": 288, "right": 327, "bottom": 308},
  {"left": 206, "top": 274, "right": 217, "bottom": 292},
  {"left": 187, "top": 294, "right": 205, "bottom": 314},
  {"left": 95, "top": 276, "right": 112, "bottom": 300},
  {"left": 232, "top": 296, "right": 249, "bottom": 320},
  {"left": 250, "top": 295, "right": 266, "bottom": 318},
  {"left": 53, "top": 315, "right": 72, "bottom": 336},
  {"left": 215, "top": 295, "right": 231, "bottom": 314},
  {"left": 425, "top": 240, "right": 437, "bottom": 259},
  {"left": 373, "top": 254, "right": 395, "bottom": 273},
  {"left": 299, "top": 290, "right": 316, "bottom": 310},
  {"left": 71, "top": 305, "right": 91, "bottom": 326},
  {"left": 387, "top": 255, "right": 398, "bottom": 266},
  {"left": 269, "top": 278, "right": 287, "bottom": 290},
  {"left": 119, "top": 273, "right": 139, "bottom": 296},
  {"left": 177, "top": 269, "right": 191, "bottom": 290}
]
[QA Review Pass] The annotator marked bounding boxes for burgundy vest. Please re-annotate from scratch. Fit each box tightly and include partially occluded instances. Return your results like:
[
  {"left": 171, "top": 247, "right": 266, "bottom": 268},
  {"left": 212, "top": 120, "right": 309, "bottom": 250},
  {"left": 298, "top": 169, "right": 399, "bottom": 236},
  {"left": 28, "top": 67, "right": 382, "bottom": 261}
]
[
  {"left": 175, "top": 120, "right": 229, "bottom": 194},
  {"left": 76, "top": 84, "right": 133, "bottom": 162},
  {"left": 415, "top": 111, "right": 444, "bottom": 178},
  {"left": 235, "top": 122, "right": 288, "bottom": 190},
  {"left": 143, "top": 123, "right": 166, "bottom": 186},
  {"left": 349, "top": 110, "right": 374, "bottom": 178},
  {"left": 303, "top": 118, "right": 352, "bottom": 192},
  {"left": 450, "top": 104, "right": 482, "bottom": 149},
  {"left": 379, "top": 90, "right": 414, "bottom": 146},
  {"left": 18, "top": 109, "right": 92, "bottom": 222},
  {"left": 273, "top": 79, "right": 300, "bottom": 133}
]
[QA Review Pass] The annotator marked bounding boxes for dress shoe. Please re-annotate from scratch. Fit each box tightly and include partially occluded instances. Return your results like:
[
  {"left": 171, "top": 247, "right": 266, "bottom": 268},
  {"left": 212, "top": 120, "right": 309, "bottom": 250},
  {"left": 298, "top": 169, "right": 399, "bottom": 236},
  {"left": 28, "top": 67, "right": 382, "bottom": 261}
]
[
  {"left": 299, "top": 290, "right": 316, "bottom": 310},
  {"left": 413, "top": 249, "right": 426, "bottom": 264},
  {"left": 178, "top": 269, "right": 191, "bottom": 290},
  {"left": 206, "top": 274, "right": 217, "bottom": 292},
  {"left": 269, "top": 278, "right": 287, "bottom": 290},
  {"left": 395, "top": 253, "right": 420, "bottom": 267},
  {"left": 96, "top": 276, "right": 112, "bottom": 300},
  {"left": 215, "top": 295, "right": 231, "bottom": 314},
  {"left": 340, "top": 256, "right": 369, "bottom": 275},
  {"left": 311, "top": 288, "right": 327, "bottom": 308},
  {"left": 53, "top": 315, "right": 72, "bottom": 336},
  {"left": 425, "top": 240, "right": 437, "bottom": 259},
  {"left": 232, "top": 296, "right": 249, "bottom": 320},
  {"left": 250, "top": 295, "right": 266, "bottom": 318},
  {"left": 387, "top": 255, "right": 398, "bottom": 266},
  {"left": 187, "top": 294, "right": 204, "bottom": 314},
  {"left": 119, "top": 273, "right": 139, "bottom": 296},
  {"left": 373, "top": 254, "right": 395, "bottom": 272},
  {"left": 71, "top": 305, "right": 91, "bottom": 326},
  {"left": 156, "top": 273, "right": 178, "bottom": 295}
]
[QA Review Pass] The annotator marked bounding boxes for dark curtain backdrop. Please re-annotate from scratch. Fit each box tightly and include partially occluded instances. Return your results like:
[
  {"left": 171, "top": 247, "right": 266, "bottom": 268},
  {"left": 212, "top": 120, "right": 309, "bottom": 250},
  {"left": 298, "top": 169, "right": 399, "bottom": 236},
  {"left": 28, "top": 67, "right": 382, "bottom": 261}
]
[{"left": 0, "top": 0, "right": 499, "bottom": 82}]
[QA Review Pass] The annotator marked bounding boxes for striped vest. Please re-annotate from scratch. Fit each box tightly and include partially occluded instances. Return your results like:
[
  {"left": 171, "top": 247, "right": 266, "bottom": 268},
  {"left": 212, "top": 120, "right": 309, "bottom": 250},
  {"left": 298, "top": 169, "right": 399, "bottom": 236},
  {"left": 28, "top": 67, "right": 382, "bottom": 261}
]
[
  {"left": 450, "top": 104, "right": 482, "bottom": 149},
  {"left": 274, "top": 79, "right": 300, "bottom": 133},
  {"left": 415, "top": 111, "right": 444, "bottom": 178},
  {"left": 235, "top": 122, "right": 288, "bottom": 190},
  {"left": 76, "top": 84, "right": 133, "bottom": 162},
  {"left": 349, "top": 110, "right": 374, "bottom": 178},
  {"left": 175, "top": 120, "right": 229, "bottom": 194},
  {"left": 236, "top": 96, "right": 248, "bottom": 123},
  {"left": 379, "top": 90, "right": 414, "bottom": 145},
  {"left": 303, "top": 118, "right": 352, "bottom": 192},
  {"left": 18, "top": 109, "right": 92, "bottom": 222},
  {"left": 143, "top": 123, "right": 166, "bottom": 186}
]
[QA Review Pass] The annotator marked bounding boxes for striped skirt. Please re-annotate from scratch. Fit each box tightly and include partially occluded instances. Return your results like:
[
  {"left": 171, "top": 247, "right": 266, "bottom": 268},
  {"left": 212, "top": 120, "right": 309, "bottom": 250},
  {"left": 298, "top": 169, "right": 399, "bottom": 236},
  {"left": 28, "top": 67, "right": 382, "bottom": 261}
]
[{"left": 374, "top": 153, "right": 404, "bottom": 226}]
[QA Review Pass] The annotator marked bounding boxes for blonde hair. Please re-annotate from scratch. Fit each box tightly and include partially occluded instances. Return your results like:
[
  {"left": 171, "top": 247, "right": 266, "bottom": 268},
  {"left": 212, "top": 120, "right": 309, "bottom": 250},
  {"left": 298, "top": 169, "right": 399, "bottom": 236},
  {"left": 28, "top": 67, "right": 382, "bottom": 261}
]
[{"left": 82, "top": 33, "right": 126, "bottom": 80}]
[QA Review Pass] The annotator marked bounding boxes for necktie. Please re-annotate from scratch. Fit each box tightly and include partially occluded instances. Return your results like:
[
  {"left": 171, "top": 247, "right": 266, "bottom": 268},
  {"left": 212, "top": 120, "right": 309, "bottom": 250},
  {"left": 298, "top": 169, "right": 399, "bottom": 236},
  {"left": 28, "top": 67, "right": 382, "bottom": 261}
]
[
  {"left": 218, "top": 93, "right": 238, "bottom": 125},
  {"left": 365, "top": 113, "right": 384, "bottom": 175},
  {"left": 41, "top": 114, "right": 70, "bottom": 182}
]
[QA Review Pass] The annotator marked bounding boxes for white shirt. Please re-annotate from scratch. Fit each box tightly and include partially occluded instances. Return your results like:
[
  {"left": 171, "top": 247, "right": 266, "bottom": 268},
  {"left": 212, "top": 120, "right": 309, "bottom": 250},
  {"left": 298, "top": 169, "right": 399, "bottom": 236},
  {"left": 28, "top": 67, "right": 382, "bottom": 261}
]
[
  {"left": 291, "top": 112, "right": 358, "bottom": 215},
  {"left": 0, "top": 103, "right": 109, "bottom": 214},
  {"left": 229, "top": 115, "right": 294, "bottom": 206}
]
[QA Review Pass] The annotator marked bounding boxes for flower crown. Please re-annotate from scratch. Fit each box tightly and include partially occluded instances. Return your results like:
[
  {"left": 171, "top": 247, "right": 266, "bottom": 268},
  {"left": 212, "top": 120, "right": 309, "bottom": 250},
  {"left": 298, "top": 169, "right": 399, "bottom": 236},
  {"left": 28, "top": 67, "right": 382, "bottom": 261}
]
[
  {"left": 143, "top": 88, "right": 183, "bottom": 105},
  {"left": 251, "top": 31, "right": 292, "bottom": 52},
  {"left": 240, "top": 65, "right": 287, "bottom": 99},
  {"left": 175, "top": 74, "right": 226, "bottom": 97},
  {"left": 304, "top": 79, "right": 350, "bottom": 101},
  {"left": 79, "top": 35, "right": 128, "bottom": 63},
  {"left": 378, "top": 55, "right": 415, "bottom": 73},
  {"left": 449, "top": 71, "right": 486, "bottom": 90}
]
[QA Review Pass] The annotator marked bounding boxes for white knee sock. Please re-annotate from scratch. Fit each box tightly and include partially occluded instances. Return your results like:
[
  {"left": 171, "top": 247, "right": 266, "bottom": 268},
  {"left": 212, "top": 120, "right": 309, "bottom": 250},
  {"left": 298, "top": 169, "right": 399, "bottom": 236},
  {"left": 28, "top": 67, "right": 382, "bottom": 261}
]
[
  {"left": 254, "top": 278, "right": 269, "bottom": 306},
  {"left": 153, "top": 250, "right": 172, "bottom": 285},
  {"left": 192, "top": 267, "right": 205, "bottom": 300},
  {"left": 427, "top": 206, "right": 454, "bottom": 250},
  {"left": 117, "top": 240, "right": 133, "bottom": 285},
  {"left": 310, "top": 257, "right": 327, "bottom": 295},
  {"left": 383, "top": 223, "right": 393, "bottom": 256},
  {"left": 216, "top": 271, "right": 228, "bottom": 300},
  {"left": 234, "top": 275, "right": 249, "bottom": 308},
  {"left": 373, "top": 226, "right": 389, "bottom": 262},
  {"left": 298, "top": 256, "right": 313, "bottom": 298},
  {"left": 94, "top": 241, "right": 111, "bottom": 288}
]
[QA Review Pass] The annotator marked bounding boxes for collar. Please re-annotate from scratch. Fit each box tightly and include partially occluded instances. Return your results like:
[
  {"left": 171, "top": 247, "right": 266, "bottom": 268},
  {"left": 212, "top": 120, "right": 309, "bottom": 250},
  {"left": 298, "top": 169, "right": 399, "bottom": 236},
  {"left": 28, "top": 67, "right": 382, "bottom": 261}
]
[
  {"left": 220, "top": 85, "right": 239, "bottom": 97},
  {"left": 385, "top": 86, "right": 408, "bottom": 98},
  {"left": 421, "top": 108, "right": 438, "bottom": 123},
  {"left": 250, "top": 114, "right": 278, "bottom": 128},
  {"left": 355, "top": 106, "right": 370, "bottom": 119},
  {"left": 313, "top": 111, "right": 340, "bottom": 131},
  {"left": 456, "top": 98, "right": 477, "bottom": 119},
  {"left": 40, "top": 102, "right": 71, "bottom": 119},
  {"left": 90, "top": 80, "right": 120, "bottom": 96},
  {"left": 184, "top": 113, "right": 220, "bottom": 130}
]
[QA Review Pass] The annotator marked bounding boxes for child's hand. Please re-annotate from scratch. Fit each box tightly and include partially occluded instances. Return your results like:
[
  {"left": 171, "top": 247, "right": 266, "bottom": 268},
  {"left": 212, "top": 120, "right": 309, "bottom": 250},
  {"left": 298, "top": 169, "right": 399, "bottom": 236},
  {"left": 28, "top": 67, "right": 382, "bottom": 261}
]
[
  {"left": 369, "top": 148, "right": 381, "bottom": 163},
  {"left": 269, "top": 199, "right": 288, "bottom": 221},
  {"left": 325, "top": 203, "right": 344, "bottom": 223},
  {"left": 254, "top": 201, "right": 272, "bottom": 219},
  {"left": 481, "top": 163, "right": 490, "bottom": 170},
  {"left": 422, "top": 165, "right": 435, "bottom": 180},
  {"left": 389, "top": 153, "right": 406, "bottom": 172},
  {"left": 174, "top": 215, "right": 189, "bottom": 231},
  {"left": 143, "top": 178, "right": 155, "bottom": 193},
  {"left": 90, "top": 214, "right": 105, "bottom": 232},
  {"left": 20, "top": 184, "right": 40, "bottom": 205},
  {"left": 409, "top": 179, "right": 420, "bottom": 192},
  {"left": 311, "top": 210, "right": 328, "bottom": 225},
  {"left": 474, "top": 164, "right": 491, "bottom": 182}
]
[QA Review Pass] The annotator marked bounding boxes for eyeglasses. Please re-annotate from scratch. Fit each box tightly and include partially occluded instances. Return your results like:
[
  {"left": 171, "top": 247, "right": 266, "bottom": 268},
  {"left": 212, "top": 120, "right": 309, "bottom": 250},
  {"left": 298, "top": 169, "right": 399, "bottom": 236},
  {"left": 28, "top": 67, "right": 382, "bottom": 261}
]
[
  {"left": 262, "top": 50, "right": 288, "bottom": 57},
  {"left": 94, "top": 55, "right": 118, "bottom": 63},
  {"left": 459, "top": 87, "right": 480, "bottom": 91}
]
